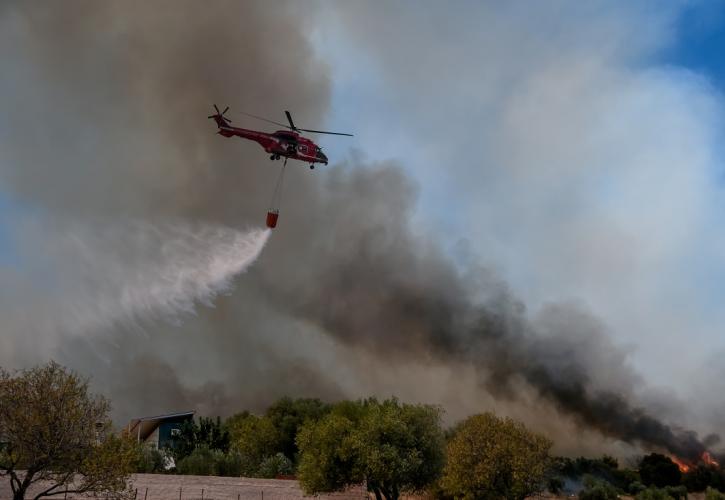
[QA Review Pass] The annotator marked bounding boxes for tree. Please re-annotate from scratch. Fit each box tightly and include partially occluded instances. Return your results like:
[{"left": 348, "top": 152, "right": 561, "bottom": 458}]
[
  {"left": 296, "top": 412, "right": 358, "bottom": 492},
  {"left": 440, "top": 412, "right": 552, "bottom": 500},
  {"left": 639, "top": 454, "right": 682, "bottom": 488},
  {"left": 172, "top": 416, "right": 229, "bottom": 460},
  {"left": 265, "top": 397, "right": 330, "bottom": 461},
  {"left": 579, "top": 475, "right": 619, "bottom": 500},
  {"left": 0, "top": 362, "right": 136, "bottom": 500},
  {"left": 297, "top": 398, "right": 445, "bottom": 500},
  {"left": 226, "top": 413, "right": 281, "bottom": 476}
]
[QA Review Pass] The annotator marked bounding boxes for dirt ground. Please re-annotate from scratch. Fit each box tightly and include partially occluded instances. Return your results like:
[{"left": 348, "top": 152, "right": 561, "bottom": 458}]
[{"left": 0, "top": 473, "right": 367, "bottom": 500}]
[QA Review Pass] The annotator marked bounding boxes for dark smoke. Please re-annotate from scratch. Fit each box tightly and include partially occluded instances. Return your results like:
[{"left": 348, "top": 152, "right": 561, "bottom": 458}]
[{"left": 0, "top": 1, "right": 716, "bottom": 459}]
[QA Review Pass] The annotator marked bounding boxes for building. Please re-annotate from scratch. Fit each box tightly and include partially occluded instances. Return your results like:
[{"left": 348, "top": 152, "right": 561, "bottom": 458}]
[{"left": 126, "top": 410, "right": 195, "bottom": 450}]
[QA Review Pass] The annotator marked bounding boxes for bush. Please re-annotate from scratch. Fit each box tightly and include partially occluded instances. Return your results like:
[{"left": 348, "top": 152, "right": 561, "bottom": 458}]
[
  {"left": 215, "top": 450, "right": 243, "bottom": 477},
  {"left": 706, "top": 487, "right": 725, "bottom": 500},
  {"left": 176, "top": 446, "right": 243, "bottom": 477},
  {"left": 258, "top": 453, "right": 294, "bottom": 478},
  {"left": 176, "top": 446, "right": 216, "bottom": 475},
  {"left": 664, "top": 485, "right": 688, "bottom": 499},
  {"left": 629, "top": 482, "right": 647, "bottom": 495},
  {"left": 639, "top": 454, "right": 682, "bottom": 488},
  {"left": 579, "top": 475, "right": 619, "bottom": 500},
  {"left": 136, "top": 445, "right": 169, "bottom": 473},
  {"left": 635, "top": 487, "right": 673, "bottom": 500}
]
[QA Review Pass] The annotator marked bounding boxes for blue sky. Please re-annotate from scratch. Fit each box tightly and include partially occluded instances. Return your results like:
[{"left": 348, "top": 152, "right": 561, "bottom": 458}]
[{"left": 664, "top": 2, "right": 725, "bottom": 89}]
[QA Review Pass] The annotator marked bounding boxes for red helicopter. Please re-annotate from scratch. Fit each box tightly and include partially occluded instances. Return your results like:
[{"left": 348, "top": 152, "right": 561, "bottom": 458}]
[{"left": 207, "top": 105, "right": 352, "bottom": 169}]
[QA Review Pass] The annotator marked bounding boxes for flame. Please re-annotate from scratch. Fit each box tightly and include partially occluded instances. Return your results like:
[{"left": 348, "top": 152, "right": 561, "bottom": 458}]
[
  {"left": 702, "top": 452, "right": 720, "bottom": 468},
  {"left": 671, "top": 456, "right": 690, "bottom": 473}
]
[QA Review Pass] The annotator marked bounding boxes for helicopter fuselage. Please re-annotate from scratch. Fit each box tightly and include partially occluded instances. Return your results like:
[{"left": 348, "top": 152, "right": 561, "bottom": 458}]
[{"left": 215, "top": 121, "right": 328, "bottom": 165}]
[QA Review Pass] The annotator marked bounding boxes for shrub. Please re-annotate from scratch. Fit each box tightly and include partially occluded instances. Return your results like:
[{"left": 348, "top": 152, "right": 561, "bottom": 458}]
[
  {"left": 136, "top": 445, "right": 169, "bottom": 473},
  {"left": 258, "top": 453, "right": 295, "bottom": 478},
  {"left": 579, "top": 475, "right": 619, "bottom": 500},
  {"left": 176, "top": 446, "right": 216, "bottom": 475},
  {"left": 706, "top": 487, "right": 725, "bottom": 500},
  {"left": 635, "top": 488, "right": 671, "bottom": 500}
]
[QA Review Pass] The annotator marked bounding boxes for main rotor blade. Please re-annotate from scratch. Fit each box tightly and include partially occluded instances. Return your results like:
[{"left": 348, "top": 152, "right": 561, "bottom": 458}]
[
  {"left": 235, "top": 110, "right": 291, "bottom": 129},
  {"left": 222, "top": 106, "right": 229, "bottom": 115},
  {"left": 298, "top": 128, "right": 354, "bottom": 137},
  {"left": 214, "top": 104, "right": 220, "bottom": 113},
  {"left": 285, "top": 110, "right": 296, "bottom": 130}
]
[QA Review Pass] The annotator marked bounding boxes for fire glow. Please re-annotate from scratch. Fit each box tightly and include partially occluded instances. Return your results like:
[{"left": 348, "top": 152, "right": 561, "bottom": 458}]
[{"left": 671, "top": 452, "right": 721, "bottom": 473}]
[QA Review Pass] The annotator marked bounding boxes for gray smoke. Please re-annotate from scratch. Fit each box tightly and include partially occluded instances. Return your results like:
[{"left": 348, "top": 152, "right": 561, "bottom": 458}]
[{"left": 0, "top": 1, "right": 717, "bottom": 459}]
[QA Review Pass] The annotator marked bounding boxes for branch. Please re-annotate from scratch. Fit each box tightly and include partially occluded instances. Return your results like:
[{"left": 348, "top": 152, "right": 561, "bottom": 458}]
[{"left": 32, "top": 471, "right": 74, "bottom": 500}]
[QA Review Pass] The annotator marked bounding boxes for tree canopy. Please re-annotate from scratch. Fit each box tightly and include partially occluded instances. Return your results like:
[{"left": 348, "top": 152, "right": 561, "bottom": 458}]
[
  {"left": 639, "top": 454, "right": 682, "bottom": 488},
  {"left": 265, "top": 397, "right": 330, "bottom": 460},
  {"left": 0, "top": 362, "right": 135, "bottom": 500},
  {"left": 440, "top": 412, "right": 552, "bottom": 500},
  {"left": 297, "top": 398, "right": 444, "bottom": 500}
]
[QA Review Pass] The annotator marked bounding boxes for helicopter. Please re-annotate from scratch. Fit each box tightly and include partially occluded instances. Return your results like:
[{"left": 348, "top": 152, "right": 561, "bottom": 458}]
[{"left": 207, "top": 105, "right": 352, "bottom": 169}]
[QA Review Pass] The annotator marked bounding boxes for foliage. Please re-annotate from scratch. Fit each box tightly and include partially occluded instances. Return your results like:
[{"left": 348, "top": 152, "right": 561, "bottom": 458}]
[
  {"left": 439, "top": 412, "right": 552, "bottom": 500},
  {"left": 175, "top": 445, "right": 242, "bottom": 477},
  {"left": 135, "top": 445, "right": 170, "bottom": 473},
  {"left": 0, "top": 361, "right": 135, "bottom": 500},
  {"left": 297, "top": 398, "right": 445, "bottom": 500},
  {"left": 683, "top": 464, "right": 725, "bottom": 492},
  {"left": 265, "top": 397, "right": 330, "bottom": 461},
  {"left": 214, "top": 450, "right": 244, "bottom": 477},
  {"left": 706, "top": 486, "right": 725, "bottom": 500},
  {"left": 629, "top": 482, "right": 647, "bottom": 495},
  {"left": 579, "top": 475, "right": 620, "bottom": 500},
  {"left": 634, "top": 486, "right": 687, "bottom": 500},
  {"left": 297, "top": 412, "right": 358, "bottom": 492},
  {"left": 552, "top": 455, "right": 638, "bottom": 492},
  {"left": 639, "top": 454, "right": 682, "bottom": 488},
  {"left": 547, "top": 476, "right": 564, "bottom": 494},
  {"left": 172, "top": 416, "right": 229, "bottom": 460},
  {"left": 176, "top": 446, "right": 216, "bottom": 476},
  {"left": 257, "top": 452, "right": 295, "bottom": 478},
  {"left": 227, "top": 413, "right": 281, "bottom": 473}
]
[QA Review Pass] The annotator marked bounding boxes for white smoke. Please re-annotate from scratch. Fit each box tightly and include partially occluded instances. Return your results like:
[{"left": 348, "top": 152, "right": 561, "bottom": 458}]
[{"left": 3, "top": 218, "right": 270, "bottom": 342}]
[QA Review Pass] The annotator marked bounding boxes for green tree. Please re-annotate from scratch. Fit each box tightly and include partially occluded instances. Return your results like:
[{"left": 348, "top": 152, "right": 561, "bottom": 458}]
[
  {"left": 257, "top": 453, "right": 295, "bottom": 479},
  {"left": 0, "top": 362, "right": 136, "bottom": 500},
  {"left": 226, "top": 413, "right": 281, "bottom": 476},
  {"left": 265, "top": 397, "right": 331, "bottom": 461},
  {"left": 135, "top": 445, "right": 169, "bottom": 473},
  {"left": 296, "top": 412, "right": 358, "bottom": 492},
  {"left": 297, "top": 398, "right": 445, "bottom": 500},
  {"left": 440, "top": 412, "right": 552, "bottom": 500},
  {"left": 639, "top": 454, "right": 682, "bottom": 488},
  {"left": 706, "top": 486, "right": 725, "bottom": 500},
  {"left": 172, "top": 416, "right": 229, "bottom": 460},
  {"left": 579, "top": 475, "right": 619, "bottom": 500}
]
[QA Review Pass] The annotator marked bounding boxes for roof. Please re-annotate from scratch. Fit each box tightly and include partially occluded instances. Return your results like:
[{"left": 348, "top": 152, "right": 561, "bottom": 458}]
[{"left": 127, "top": 410, "right": 194, "bottom": 441}]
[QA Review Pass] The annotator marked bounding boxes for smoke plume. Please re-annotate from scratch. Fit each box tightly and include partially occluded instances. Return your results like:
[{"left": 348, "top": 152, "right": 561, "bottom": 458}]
[{"left": 0, "top": 1, "right": 719, "bottom": 460}]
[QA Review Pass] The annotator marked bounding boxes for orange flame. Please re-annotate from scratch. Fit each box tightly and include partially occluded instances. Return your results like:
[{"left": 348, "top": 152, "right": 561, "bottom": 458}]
[
  {"left": 702, "top": 452, "right": 720, "bottom": 468},
  {"left": 670, "top": 456, "right": 690, "bottom": 473}
]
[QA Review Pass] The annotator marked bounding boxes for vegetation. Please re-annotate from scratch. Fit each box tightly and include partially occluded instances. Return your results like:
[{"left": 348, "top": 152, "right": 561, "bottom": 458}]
[
  {"left": 0, "top": 362, "right": 136, "bottom": 500},
  {"left": 297, "top": 398, "right": 445, "bottom": 500},
  {"left": 6, "top": 361, "right": 725, "bottom": 500},
  {"left": 639, "top": 454, "right": 682, "bottom": 488},
  {"left": 172, "top": 416, "right": 229, "bottom": 460},
  {"left": 439, "top": 412, "right": 552, "bottom": 500},
  {"left": 579, "top": 475, "right": 620, "bottom": 500},
  {"left": 265, "top": 397, "right": 330, "bottom": 461}
]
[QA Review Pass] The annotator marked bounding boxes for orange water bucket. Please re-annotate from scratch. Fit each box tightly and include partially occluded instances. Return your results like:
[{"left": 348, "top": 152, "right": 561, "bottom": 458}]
[{"left": 266, "top": 210, "right": 279, "bottom": 228}]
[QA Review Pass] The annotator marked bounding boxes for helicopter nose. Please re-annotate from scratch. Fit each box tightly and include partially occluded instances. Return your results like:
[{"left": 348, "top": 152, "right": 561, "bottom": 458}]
[{"left": 317, "top": 151, "right": 328, "bottom": 163}]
